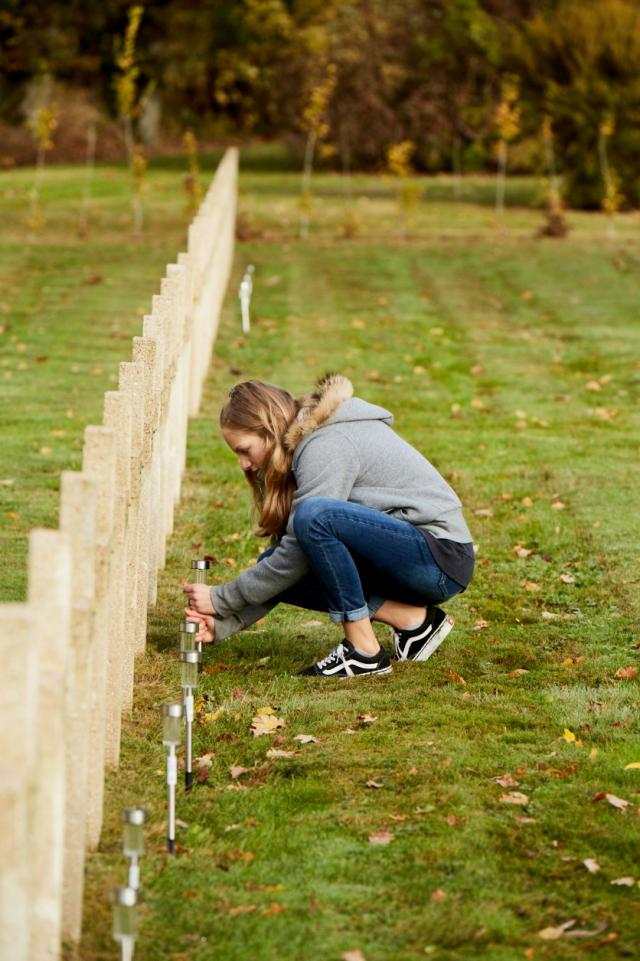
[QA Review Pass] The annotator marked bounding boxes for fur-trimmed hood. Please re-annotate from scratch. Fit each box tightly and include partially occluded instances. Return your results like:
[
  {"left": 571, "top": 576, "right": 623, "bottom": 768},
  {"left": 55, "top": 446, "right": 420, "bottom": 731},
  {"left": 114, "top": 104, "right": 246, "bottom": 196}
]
[{"left": 284, "top": 374, "right": 393, "bottom": 451}]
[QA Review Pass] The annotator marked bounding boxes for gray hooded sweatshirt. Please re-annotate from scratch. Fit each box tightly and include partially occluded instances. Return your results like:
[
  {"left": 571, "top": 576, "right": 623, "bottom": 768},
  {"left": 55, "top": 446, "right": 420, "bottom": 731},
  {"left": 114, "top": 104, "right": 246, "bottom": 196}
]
[{"left": 211, "top": 376, "right": 472, "bottom": 640}]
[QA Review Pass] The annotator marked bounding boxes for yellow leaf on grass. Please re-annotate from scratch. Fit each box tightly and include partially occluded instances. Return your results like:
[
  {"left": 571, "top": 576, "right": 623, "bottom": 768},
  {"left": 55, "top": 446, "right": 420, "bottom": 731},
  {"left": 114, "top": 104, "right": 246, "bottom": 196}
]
[
  {"left": 500, "top": 792, "right": 530, "bottom": 805},
  {"left": 251, "top": 714, "right": 286, "bottom": 737},
  {"left": 624, "top": 762, "right": 640, "bottom": 770},
  {"left": 255, "top": 706, "right": 277, "bottom": 716},
  {"left": 562, "top": 729, "right": 576, "bottom": 743}
]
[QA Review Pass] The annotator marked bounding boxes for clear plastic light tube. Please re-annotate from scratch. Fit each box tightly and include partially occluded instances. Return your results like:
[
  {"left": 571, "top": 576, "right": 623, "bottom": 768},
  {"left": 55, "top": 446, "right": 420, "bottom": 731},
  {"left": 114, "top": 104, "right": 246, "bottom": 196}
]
[
  {"left": 190, "top": 559, "right": 212, "bottom": 668},
  {"left": 121, "top": 808, "right": 147, "bottom": 890},
  {"left": 111, "top": 885, "right": 137, "bottom": 961}
]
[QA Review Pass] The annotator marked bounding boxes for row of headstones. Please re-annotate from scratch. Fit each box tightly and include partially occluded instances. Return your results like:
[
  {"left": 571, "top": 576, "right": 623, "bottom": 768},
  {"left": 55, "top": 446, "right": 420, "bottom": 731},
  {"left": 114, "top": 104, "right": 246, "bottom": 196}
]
[{"left": 0, "top": 147, "right": 239, "bottom": 961}]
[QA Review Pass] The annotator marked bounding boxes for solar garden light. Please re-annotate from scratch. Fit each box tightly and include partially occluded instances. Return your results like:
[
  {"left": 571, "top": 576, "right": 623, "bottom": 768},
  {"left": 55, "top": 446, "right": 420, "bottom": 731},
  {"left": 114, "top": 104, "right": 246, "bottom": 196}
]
[
  {"left": 162, "top": 702, "right": 183, "bottom": 855},
  {"left": 111, "top": 885, "right": 138, "bottom": 961},
  {"left": 120, "top": 807, "right": 147, "bottom": 890},
  {"left": 190, "top": 559, "right": 212, "bottom": 666},
  {"left": 180, "top": 649, "right": 200, "bottom": 793}
]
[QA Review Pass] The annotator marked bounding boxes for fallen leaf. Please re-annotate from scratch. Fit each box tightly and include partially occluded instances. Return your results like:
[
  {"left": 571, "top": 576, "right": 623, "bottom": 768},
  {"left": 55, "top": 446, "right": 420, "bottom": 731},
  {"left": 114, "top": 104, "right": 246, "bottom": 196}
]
[
  {"left": 610, "top": 877, "right": 635, "bottom": 886},
  {"left": 474, "top": 507, "right": 493, "bottom": 517},
  {"left": 509, "top": 668, "right": 529, "bottom": 678},
  {"left": 562, "top": 729, "right": 576, "bottom": 743},
  {"left": 293, "top": 734, "right": 318, "bottom": 744},
  {"left": 605, "top": 793, "right": 630, "bottom": 810},
  {"left": 229, "top": 765, "right": 249, "bottom": 779},
  {"left": 582, "top": 858, "right": 600, "bottom": 874},
  {"left": 366, "top": 780, "right": 384, "bottom": 789},
  {"left": 560, "top": 573, "right": 576, "bottom": 584},
  {"left": 624, "top": 761, "right": 640, "bottom": 770},
  {"left": 430, "top": 889, "right": 447, "bottom": 903},
  {"left": 564, "top": 921, "right": 609, "bottom": 939},
  {"left": 368, "top": 830, "right": 394, "bottom": 845},
  {"left": 551, "top": 500, "right": 565, "bottom": 511},
  {"left": 342, "top": 951, "right": 367, "bottom": 961},
  {"left": 585, "top": 380, "right": 602, "bottom": 391},
  {"left": 500, "top": 792, "right": 529, "bottom": 805},
  {"left": 538, "top": 920, "right": 576, "bottom": 940},
  {"left": 473, "top": 618, "right": 489, "bottom": 631},
  {"left": 228, "top": 904, "right": 257, "bottom": 916},
  {"left": 521, "top": 496, "right": 534, "bottom": 507},
  {"left": 225, "top": 849, "right": 255, "bottom": 863},
  {"left": 260, "top": 902, "right": 287, "bottom": 916},
  {"left": 357, "top": 714, "right": 378, "bottom": 724},
  {"left": 515, "top": 816, "right": 537, "bottom": 824},
  {"left": 251, "top": 714, "right": 286, "bottom": 737},
  {"left": 446, "top": 670, "right": 466, "bottom": 685},
  {"left": 541, "top": 611, "right": 561, "bottom": 621},
  {"left": 614, "top": 667, "right": 637, "bottom": 680},
  {"left": 521, "top": 580, "right": 542, "bottom": 592},
  {"left": 194, "top": 752, "right": 214, "bottom": 768},
  {"left": 266, "top": 749, "right": 296, "bottom": 758},
  {"left": 494, "top": 774, "right": 520, "bottom": 788}
]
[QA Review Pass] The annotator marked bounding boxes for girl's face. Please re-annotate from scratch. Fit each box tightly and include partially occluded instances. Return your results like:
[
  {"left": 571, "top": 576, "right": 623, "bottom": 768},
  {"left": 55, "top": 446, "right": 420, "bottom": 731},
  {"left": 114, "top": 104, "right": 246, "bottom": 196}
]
[{"left": 222, "top": 428, "right": 269, "bottom": 472}]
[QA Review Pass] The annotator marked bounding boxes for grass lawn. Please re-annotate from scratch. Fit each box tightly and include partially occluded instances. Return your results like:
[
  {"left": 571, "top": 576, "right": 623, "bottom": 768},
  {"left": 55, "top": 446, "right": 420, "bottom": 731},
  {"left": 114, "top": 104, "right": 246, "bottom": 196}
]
[{"left": 2, "top": 146, "right": 640, "bottom": 960}]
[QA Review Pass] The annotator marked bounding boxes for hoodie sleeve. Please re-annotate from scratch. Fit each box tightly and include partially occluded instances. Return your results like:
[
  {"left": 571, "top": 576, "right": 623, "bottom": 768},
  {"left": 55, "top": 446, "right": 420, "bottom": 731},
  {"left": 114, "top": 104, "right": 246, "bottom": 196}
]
[{"left": 211, "top": 429, "right": 361, "bottom": 623}]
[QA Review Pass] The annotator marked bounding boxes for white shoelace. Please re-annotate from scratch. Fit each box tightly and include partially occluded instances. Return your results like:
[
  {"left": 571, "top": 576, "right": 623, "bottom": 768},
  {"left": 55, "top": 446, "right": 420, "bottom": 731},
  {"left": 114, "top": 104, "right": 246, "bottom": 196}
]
[{"left": 316, "top": 643, "right": 345, "bottom": 670}]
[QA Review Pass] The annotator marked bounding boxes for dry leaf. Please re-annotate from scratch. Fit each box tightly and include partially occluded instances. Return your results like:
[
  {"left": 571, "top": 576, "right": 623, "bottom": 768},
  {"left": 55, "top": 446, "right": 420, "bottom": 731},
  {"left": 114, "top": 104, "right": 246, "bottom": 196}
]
[
  {"left": 366, "top": 780, "right": 384, "bottom": 789},
  {"left": 228, "top": 904, "right": 257, "bottom": 916},
  {"left": 293, "top": 734, "right": 318, "bottom": 744},
  {"left": 225, "top": 850, "right": 255, "bottom": 863},
  {"left": 585, "top": 380, "right": 602, "bottom": 391},
  {"left": 521, "top": 580, "right": 542, "bottom": 592},
  {"left": 342, "top": 951, "right": 367, "bottom": 961},
  {"left": 538, "top": 920, "right": 576, "bottom": 940},
  {"left": 430, "top": 889, "right": 447, "bottom": 903},
  {"left": 194, "top": 752, "right": 214, "bottom": 768},
  {"left": 509, "top": 668, "right": 529, "bottom": 678},
  {"left": 624, "top": 762, "right": 640, "bottom": 770},
  {"left": 495, "top": 774, "right": 520, "bottom": 788},
  {"left": 515, "top": 816, "right": 537, "bottom": 824},
  {"left": 266, "top": 749, "right": 296, "bottom": 758},
  {"left": 474, "top": 507, "right": 493, "bottom": 517},
  {"left": 560, "top": 573, "right": 576, "bottom": 584},
  {"left": 500, "top": 792, "right": 529, "bottom": 805},
  {"left": 260, "top": 902, "right": 287, "bottom": 916},
  {"left": 368, "top": 830, "right": 394, "bottom": 845},
  {"left": 446, "top": 671, "right": 466, "bottom": 685},
  {"left": 605, "top": 793, "right": 630, "bottom": 810},
  {"left": 551, "top": 500, "right": 565, "bottom": 511},
  {"left": 229, "top": 765, "right": 249, "bottom": 779},
  {"left": 521, "top": 496, "right": 534, "bottom": 507},
  {"left": 564, "top": 922, "right": 608, "bottom": 939},
  {"left": 357, "top": 714, "right": 378, "bottom": 724},
  {"left": 582, "top": 858, "right": 600, "bottom": 874},
  {"left": 473, "top": 619, "right": 489, "bottom": 631},
  {"left": 614, "top": 666, "right": 637, "bottom": 680},
  {"left": 251, "top": 714, "right": 286, "bottom": 736}
]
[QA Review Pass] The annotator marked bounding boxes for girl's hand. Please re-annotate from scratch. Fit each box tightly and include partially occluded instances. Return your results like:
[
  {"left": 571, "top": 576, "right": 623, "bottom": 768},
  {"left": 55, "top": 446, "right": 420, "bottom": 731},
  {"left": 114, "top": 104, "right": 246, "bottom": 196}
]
[
  {"left": 183, "top": 582, "right": 215, "bottom": 615},
  {"left": 183, "top": 608, "right": 216, "bottom": 644}
]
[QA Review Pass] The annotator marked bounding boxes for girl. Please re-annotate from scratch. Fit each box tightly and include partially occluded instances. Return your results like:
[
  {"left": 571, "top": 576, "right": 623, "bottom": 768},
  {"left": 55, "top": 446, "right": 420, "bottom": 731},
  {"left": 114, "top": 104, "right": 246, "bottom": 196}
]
[{"left": 183, "top": 375, "right": 474, "bottom": 678}]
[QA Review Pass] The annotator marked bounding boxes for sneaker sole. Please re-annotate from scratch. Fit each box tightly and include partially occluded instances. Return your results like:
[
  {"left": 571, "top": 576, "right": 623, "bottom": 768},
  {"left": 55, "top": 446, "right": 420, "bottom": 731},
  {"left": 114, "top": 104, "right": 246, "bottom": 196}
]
[
  {"left": 410, "top": 615, "right": 454, "bottom": 662},
  {"left": 296, "top": 665, "right": 394, "bottom": 679}
]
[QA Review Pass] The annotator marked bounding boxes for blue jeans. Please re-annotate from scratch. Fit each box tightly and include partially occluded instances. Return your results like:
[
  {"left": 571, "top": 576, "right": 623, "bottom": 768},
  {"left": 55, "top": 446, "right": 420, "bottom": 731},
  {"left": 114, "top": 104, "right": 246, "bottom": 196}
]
[{"left": 266, "top": 497, "right": 462, "bottom": 624}]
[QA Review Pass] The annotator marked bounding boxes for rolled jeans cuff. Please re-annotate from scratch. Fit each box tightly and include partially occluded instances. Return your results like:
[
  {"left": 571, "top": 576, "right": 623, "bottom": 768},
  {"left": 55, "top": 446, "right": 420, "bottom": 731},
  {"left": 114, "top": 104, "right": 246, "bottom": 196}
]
[
  {"left": 328, "top": 603, "right": 371, "bottom": 624},
  {"left": 367, "top": 594, "right": 385, "bottom": 618}
]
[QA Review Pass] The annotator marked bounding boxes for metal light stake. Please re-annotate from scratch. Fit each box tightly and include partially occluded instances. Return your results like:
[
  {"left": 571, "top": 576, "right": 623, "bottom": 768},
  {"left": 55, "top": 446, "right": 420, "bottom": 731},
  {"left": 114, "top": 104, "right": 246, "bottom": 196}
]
[
  {"left": 162, "top": 702, "right": 183, "bottom": 855},
  {"left": 121, "top": 807, "right": 147, "bottom": 891},
  {"left": 190, "top": 558, "right": 212, "bottom": 667},
  {"left": 111, "top": 885, "right": 138, "bottom": 961},
  {"left": 180, "top": 650, "right": 200, "bottom": 792}
]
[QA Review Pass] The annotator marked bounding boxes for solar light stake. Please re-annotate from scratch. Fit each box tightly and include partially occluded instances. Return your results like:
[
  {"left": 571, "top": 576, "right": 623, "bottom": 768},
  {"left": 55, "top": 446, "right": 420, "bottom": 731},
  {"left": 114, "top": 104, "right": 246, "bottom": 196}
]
[
  {"left": 179, "top": 618, "right": 198, "bottom": 654},
  {"left": 111, "top": 885, "right": 137, "bottom": 961},
  {"left": 190, "top": 559, "right": 212, "bottom": 666},
  {"left": 121, "top": 808, "right": 147, "bottom": 890},
  {"left": 180, "top": 650, "right": 200, "bottom": 792},
  {"left": 162, "top": 702, "right": 183, "bottom": 855}
]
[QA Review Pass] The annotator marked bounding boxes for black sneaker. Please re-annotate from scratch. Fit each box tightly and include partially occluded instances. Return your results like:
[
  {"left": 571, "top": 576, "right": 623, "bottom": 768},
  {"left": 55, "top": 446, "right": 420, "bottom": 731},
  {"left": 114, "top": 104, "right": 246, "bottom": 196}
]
[
  {"left": 298, "top": 639, "right": 393, "bottom": 677},
  {"left": 393, "top": 607, "right": 454, "bottom": 661}
]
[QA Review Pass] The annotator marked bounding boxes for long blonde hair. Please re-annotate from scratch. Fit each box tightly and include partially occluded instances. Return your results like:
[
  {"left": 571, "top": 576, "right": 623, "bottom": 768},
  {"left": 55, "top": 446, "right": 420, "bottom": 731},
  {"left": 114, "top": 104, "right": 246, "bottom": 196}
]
[{"left": 220, "top": 380, "right": 298, "bottom": 537}]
